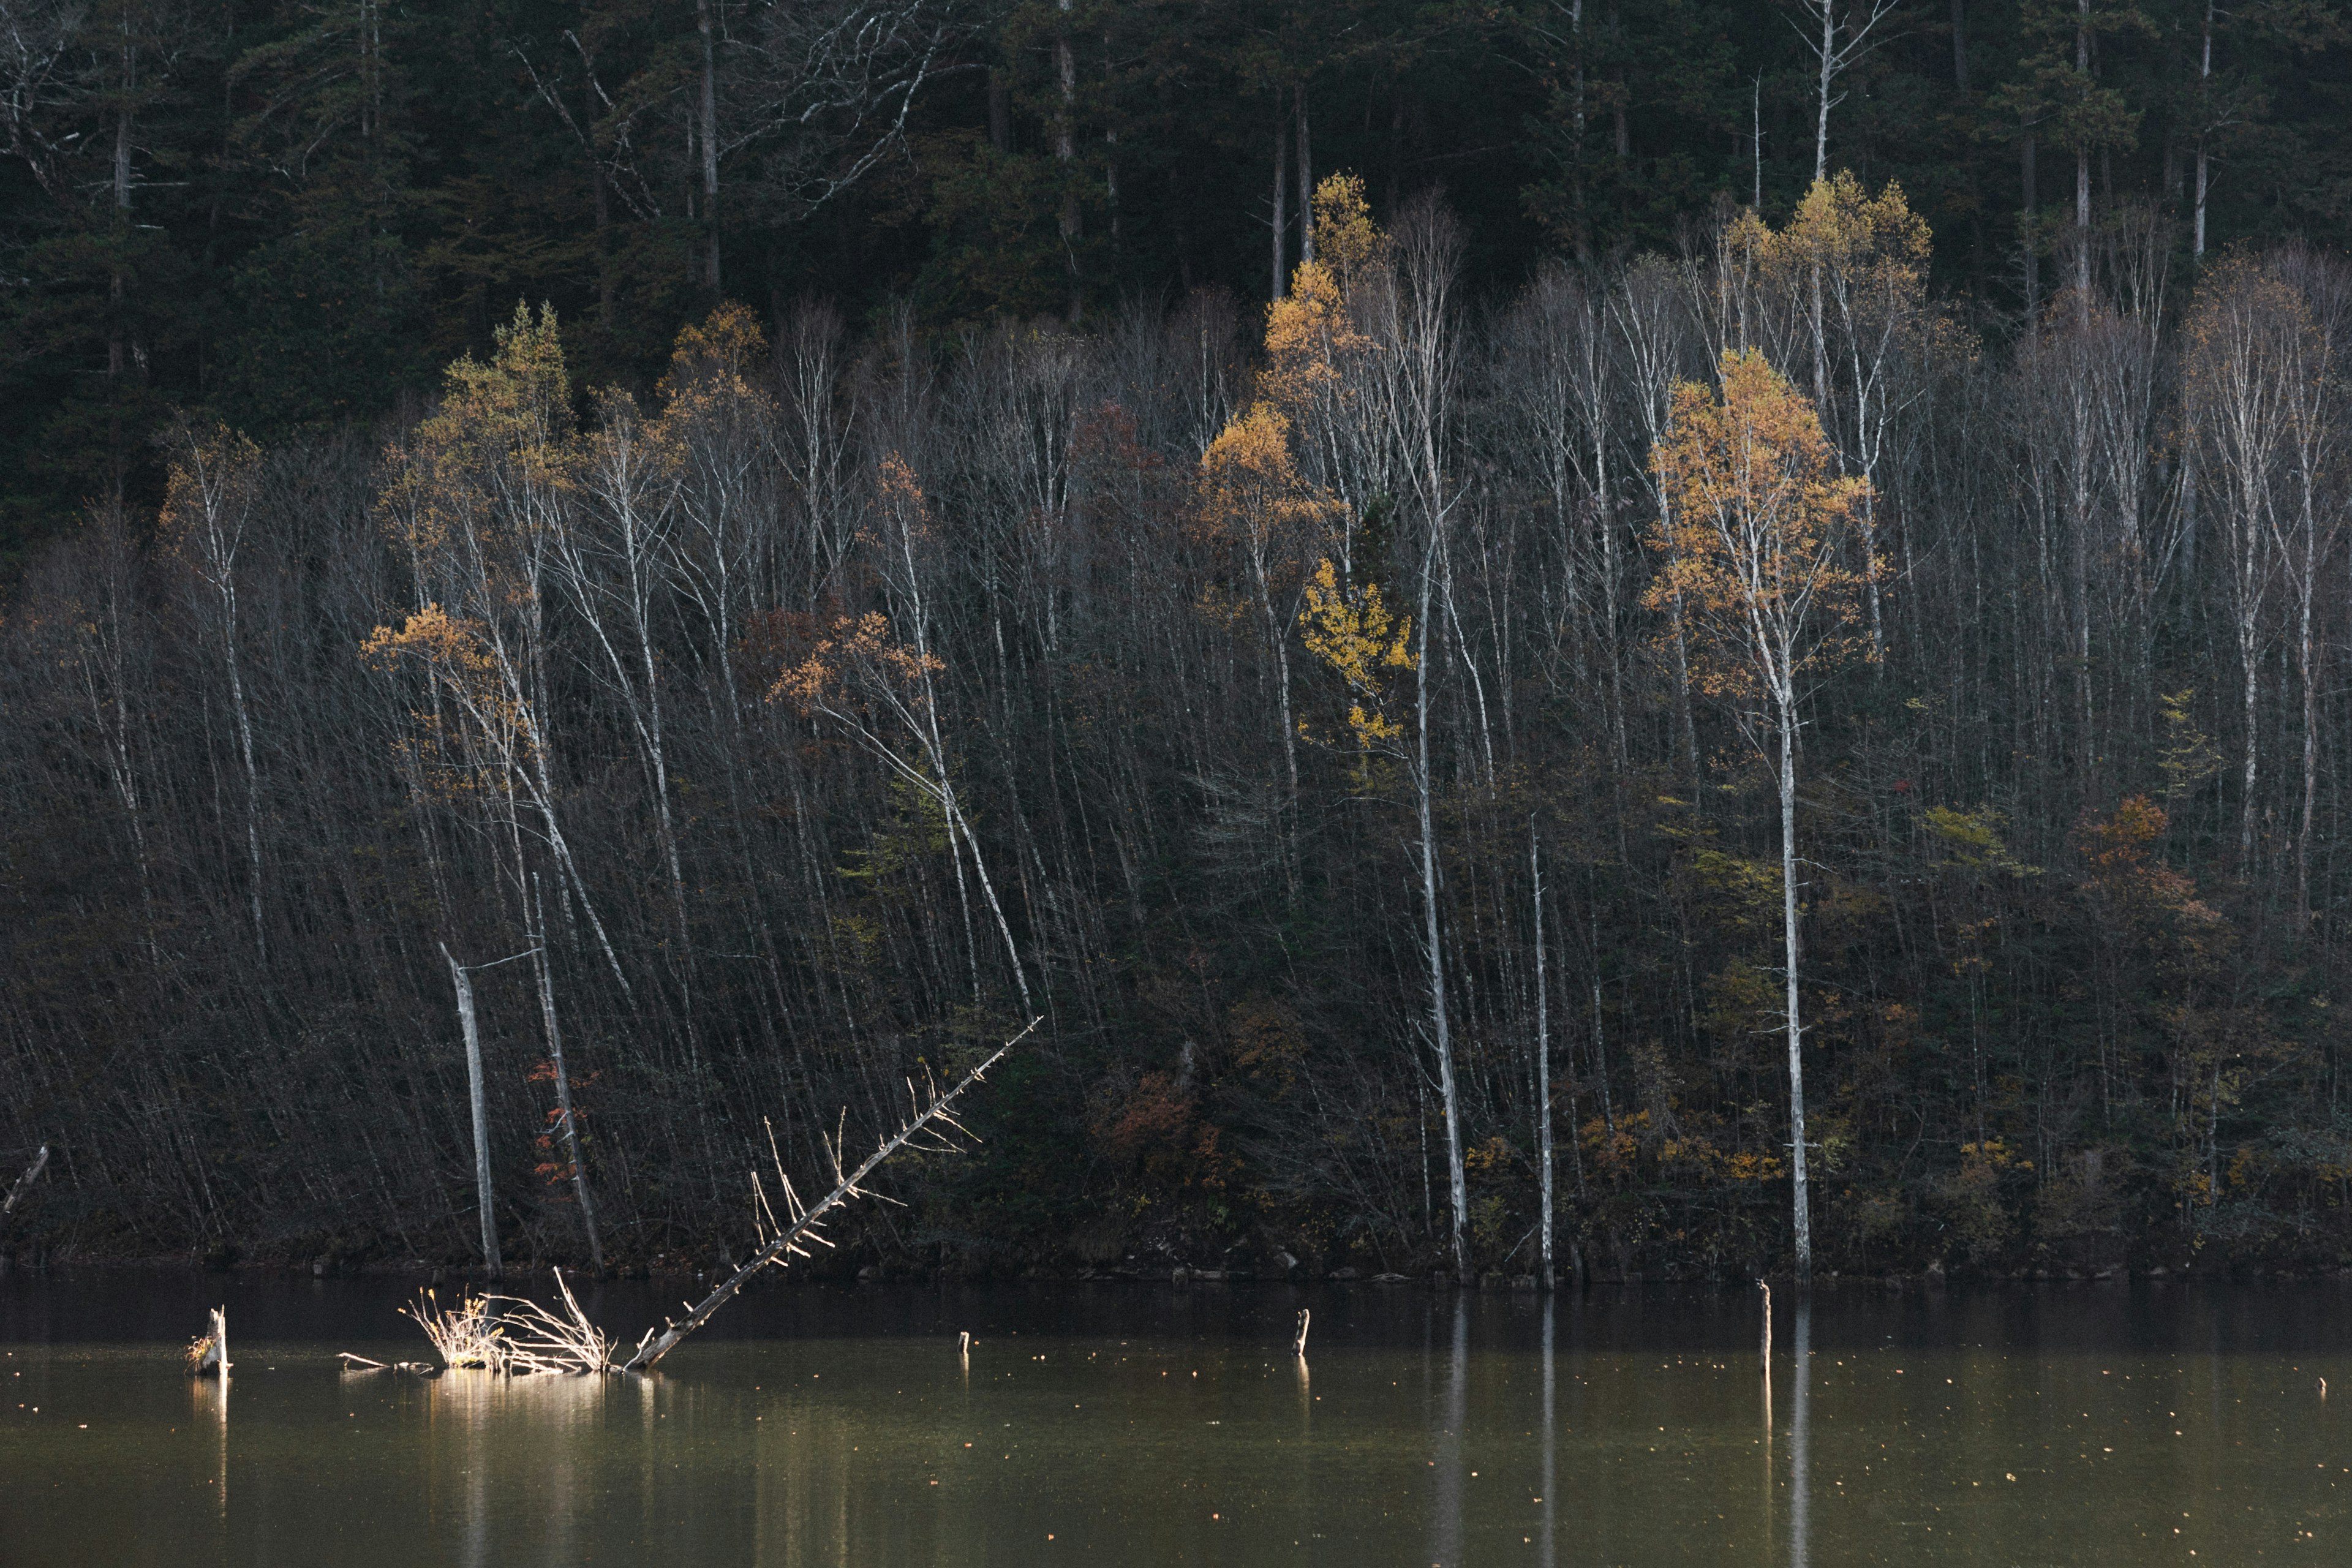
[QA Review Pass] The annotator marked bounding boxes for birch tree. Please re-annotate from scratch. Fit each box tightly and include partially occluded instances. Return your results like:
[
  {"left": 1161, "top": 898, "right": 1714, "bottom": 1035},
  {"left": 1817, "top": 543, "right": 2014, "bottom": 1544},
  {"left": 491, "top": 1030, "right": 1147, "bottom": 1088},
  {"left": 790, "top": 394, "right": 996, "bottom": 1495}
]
[
  {"left": 1642, "top": 348, "right": 1877, "bottom": 1282},
  {"left": 2185, "top": 254, "right": 2299, "bottom": 867},
  {"left": 160, "top": 420, "right": 269, "bottom": 960}
]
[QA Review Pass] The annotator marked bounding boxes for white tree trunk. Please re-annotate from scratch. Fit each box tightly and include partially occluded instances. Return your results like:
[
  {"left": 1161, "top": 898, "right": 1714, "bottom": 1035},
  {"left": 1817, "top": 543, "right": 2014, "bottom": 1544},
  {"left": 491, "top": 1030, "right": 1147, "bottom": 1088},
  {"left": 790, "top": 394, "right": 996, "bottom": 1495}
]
[
  {"left": 443, "top": 944, "right": 502, "bottom": 1278},
  {"left": 1532, "top": 824, "right": 1554, "bottom": 1290},
  {"left": 1418, "top": 544, "right": 1469, "bottom": 1286},
  {"left": 531, "top": 877, "right": 602, "bottom": 1271},
  {"left": 1778, "top": 698, "right": 1812, "bottom": 1281}
]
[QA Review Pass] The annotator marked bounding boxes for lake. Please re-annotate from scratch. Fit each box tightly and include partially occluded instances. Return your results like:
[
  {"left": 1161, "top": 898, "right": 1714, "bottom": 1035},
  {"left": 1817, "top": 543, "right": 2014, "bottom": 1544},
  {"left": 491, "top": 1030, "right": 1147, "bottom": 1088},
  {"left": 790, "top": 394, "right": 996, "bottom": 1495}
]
[{"left": 1, "top": 1272, "right": 2345, "bottom": 1564}]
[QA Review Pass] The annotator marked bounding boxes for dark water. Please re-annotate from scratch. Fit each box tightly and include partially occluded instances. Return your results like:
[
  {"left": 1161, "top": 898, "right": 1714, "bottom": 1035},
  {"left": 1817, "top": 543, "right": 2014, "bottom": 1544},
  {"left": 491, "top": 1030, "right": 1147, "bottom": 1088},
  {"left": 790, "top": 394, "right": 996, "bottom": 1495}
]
[{"left": 3, "top": 1272, "right": 2348, "bottom": 1564}]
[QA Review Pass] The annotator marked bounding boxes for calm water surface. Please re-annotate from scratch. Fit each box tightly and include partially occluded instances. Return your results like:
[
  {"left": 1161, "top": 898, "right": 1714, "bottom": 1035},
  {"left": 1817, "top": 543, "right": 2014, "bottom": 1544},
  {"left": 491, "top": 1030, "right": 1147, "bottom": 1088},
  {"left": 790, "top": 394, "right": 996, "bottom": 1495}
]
[{"left": 2, "top": 1272, "right": 2347, "bottom": 1564}]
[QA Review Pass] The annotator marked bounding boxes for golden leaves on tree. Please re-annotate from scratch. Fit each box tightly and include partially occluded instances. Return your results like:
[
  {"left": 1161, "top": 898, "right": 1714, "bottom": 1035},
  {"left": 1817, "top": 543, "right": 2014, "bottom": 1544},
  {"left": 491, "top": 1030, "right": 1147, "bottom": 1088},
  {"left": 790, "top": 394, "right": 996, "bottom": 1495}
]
[
  {"left": 1297, "top": 558, "right": 1413, "bottom": 755},
  {"left": 769, "top": 611, "right": 943, "bottom": 717},
  {"left": 1640, "top": 349, "right": 1881, "bottom": 709}
]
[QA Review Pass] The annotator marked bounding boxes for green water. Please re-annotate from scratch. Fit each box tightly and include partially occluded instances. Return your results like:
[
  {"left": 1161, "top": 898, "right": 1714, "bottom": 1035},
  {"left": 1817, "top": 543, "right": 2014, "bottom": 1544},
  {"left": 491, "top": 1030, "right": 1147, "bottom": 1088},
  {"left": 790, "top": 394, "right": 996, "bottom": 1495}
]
[{"left": 2, "top": 1276, "right": 2346, "bottom": 1564}]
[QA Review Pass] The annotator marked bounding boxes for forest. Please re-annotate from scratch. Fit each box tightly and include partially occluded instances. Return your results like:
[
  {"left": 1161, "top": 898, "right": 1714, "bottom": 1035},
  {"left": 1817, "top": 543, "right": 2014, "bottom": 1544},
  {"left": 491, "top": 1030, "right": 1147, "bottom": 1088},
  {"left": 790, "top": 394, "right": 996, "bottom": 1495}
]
[{"left": 4, "top": 0, "right": 2352, "bottom": 1284}]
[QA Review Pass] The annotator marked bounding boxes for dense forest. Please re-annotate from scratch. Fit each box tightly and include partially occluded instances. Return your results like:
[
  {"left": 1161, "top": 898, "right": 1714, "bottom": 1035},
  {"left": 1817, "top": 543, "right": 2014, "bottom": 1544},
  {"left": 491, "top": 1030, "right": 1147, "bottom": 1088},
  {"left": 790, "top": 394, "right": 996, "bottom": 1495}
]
[{"left": 5, "top": 0, "right": 2352, "bottom": 1284}]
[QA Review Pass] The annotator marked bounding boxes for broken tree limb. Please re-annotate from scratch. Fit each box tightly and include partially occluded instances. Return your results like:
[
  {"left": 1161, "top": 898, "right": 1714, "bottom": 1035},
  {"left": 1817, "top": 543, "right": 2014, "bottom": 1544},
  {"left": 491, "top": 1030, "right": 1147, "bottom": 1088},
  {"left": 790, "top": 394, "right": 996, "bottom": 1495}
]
[
  {"left": 3, "top": 1145, "right": 48, "bottom": 1217},
  {"left": 619, "top": 1018, "right": 1038, "bottom": 1373}
]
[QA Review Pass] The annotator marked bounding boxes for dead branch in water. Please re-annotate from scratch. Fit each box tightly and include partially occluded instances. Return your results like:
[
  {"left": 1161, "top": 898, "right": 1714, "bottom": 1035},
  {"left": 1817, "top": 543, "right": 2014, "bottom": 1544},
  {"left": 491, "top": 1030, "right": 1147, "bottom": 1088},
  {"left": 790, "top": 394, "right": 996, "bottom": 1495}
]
[
  {"left": 385, "top": 1275, "right": 604, "bottom": 1374},
  {"left": 619, "top": 1018, "right": 1038, "bottom": 1372},
  {"left": 403, "top": 1289, "right": 509, "bottom": 1370},
  {"left": 368, "top": 1018, "right": 1036, "bottom": 1375},
  {"left": 492, "top": 1268, "right": 611, "bottom": 1373},
  {"left": 338, "top": 1353, "right": 440, "bottom": 1376}
]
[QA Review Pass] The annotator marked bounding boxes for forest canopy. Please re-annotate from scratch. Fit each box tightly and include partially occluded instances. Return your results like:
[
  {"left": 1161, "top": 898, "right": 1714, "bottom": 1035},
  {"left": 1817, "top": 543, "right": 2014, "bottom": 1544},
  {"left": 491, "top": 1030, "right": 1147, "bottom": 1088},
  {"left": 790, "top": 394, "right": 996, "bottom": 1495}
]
[{"left": 3, "top": 0, "right": 2352, "bottom": 1282}]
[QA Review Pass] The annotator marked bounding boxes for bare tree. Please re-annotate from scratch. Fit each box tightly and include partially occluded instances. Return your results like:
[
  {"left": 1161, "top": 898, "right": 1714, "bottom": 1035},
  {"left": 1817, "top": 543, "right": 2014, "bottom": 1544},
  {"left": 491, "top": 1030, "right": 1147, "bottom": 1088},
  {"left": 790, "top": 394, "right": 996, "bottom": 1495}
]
[
  {"left": 2185, "top": 254, "right": 2300, "bottom": 867},
  {"left": 160, "top": 420, "right": 269, "bottom": 961},
  {"left": 1795, "top": 0, "right": 1906, "bottom": 182}
]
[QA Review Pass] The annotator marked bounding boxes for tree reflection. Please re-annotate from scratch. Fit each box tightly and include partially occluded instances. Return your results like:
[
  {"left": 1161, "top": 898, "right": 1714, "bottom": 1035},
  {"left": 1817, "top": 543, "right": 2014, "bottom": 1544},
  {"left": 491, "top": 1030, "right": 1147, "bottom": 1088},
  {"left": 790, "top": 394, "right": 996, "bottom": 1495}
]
[
  {"left": 1789, "top": 1297, "right": 1812, "bottom": 1568},
  {"left": 1430, "top": 1293, "right": 1468, "bottom": 1566},
  {"left": 1540, "top": 1294, "right": 1557, "bottom": 1566}
]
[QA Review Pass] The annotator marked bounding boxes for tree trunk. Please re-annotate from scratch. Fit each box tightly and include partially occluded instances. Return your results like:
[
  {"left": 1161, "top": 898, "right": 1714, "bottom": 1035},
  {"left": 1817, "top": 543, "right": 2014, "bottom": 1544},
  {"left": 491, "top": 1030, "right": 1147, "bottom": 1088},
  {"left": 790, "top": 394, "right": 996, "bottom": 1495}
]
[
  {"left": 2074, "top": 0, "right": 2091, "bottom": 322},
  {"left": 1417, "top": 537, "right": 1470, "bottom": 1286},
  {"left": 531, "top": 876, "right": 602, "bottom": 1271},
  {"left": 1056, "top": 0, "right": 1079, "bottom": 320},
  {"left": 2022, "top": 127, "right": 2039, "bottom": 336},
  {"left": 443, "top": 943, "right": 502, "bottom": 1279},
  {"left": 696, "top": 0, "right": 720, "bottom": 298},
  {"left": 1814, "top": 0, "right": 1834, "bottom": 182},
  {"left": 622, "top": 1022, "right": 1035, "bottom": 1370},
  {"left": 1295, "top": 88, "right": 1314, "bottom": 262},
  {"left": 2075, "top": 144, "right": 2091, "bottom": 317},
  {"left": 2, "top": 1146, "right": 47, "bottom": 1218},
  {"left": 2241, "top": 612, "right": 2260, "bottom": 864},
  {"left": 1271, "top": 98, "right": 1289, "bottom": 302},
  {"left": 1532, "top": 824, "right": 1554, "bottom": 1290},
  {"left": 2195, "top": 2, "right": 2214, "bottom": 259},
  {"left": 2298, "top": 576, "right": 2315, "bottom": 923},
  {"left": 1777, "top": 699, "right": 1812, "bottom": 1283}
]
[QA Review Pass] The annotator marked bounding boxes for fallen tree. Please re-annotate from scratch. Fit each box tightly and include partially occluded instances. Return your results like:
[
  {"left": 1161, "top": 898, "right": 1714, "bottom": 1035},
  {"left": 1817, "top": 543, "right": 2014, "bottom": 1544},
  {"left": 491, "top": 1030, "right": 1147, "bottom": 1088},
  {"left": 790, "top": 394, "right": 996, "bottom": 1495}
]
[{"left": 360, "top": 1018, "right": 1036, "bottom": 1374}]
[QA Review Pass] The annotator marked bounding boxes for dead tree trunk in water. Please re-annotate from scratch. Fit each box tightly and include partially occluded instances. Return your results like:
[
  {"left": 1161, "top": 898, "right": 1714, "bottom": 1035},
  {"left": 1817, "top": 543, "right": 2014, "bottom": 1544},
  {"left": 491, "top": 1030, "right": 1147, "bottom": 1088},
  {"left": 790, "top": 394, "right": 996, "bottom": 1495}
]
[
  {"left": 620, "top": 1019, "right": 1038, "bottom": 1371},
  {"left": 189, "top": 1306, "right": 230, "bottom": 1377}
]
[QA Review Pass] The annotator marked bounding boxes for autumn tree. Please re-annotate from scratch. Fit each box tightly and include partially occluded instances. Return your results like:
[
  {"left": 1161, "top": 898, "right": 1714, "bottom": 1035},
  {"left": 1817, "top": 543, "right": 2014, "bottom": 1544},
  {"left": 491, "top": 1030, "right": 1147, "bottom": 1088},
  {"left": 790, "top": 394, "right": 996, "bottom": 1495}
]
[
  {"left": 1197, "top": 402, "right": 1336, "bottom": 810},
  {"left": 1764, "top": 173, "right": 1939, "bottom": 665},
  {"left": 770, "top": 454, "right": 1033, "bottom": 1016},
  {"left": 1642, "top": 347, "right": 1878, "bottom": 1282},
  {"left": 367, "top": 304, "right": 636, "bottom": 1048}
]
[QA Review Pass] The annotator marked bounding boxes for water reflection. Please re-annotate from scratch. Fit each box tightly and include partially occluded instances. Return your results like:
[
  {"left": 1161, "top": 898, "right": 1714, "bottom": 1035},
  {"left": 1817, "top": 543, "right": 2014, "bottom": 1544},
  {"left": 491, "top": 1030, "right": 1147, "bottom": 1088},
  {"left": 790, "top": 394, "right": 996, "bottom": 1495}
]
[
  {"left": 191, "top": 1369, "right": 227, "bottom": 1521},
  {"left": 1430, "top": 1293, "right": 1467, "bottom": 1567},
  {"left": 1539, "top": 1294, "right": 1556, "bottom": 1567},
  {"left": 10, "top": 1279, "right": 2352, "bottom": 1566},
  {"left": 1787, "top": 1295, "right": 1812, "bottom": 1568},
  {"left": 415, "top": 1368, "right": 616, "bottom": 1568}
]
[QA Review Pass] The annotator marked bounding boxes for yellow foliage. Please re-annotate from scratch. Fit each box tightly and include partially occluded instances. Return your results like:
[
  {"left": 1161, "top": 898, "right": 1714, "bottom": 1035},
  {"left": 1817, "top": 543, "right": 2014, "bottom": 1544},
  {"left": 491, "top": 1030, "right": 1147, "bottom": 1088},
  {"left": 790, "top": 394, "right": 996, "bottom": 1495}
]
[
  {"left": 1308, "top": 173, "right": 1384, "bottom": 279},
  {"left": 1766, "top": 172, "right": 1931, "bottom": 293},
  {"left": 1297, "top": 558, "right": 1414, "bottom": 754},
  {"left": 1259, "top": 175, "right": 1384, "bottom": 421},
  {"left": 1463, "top": 1134, "right": 1517, "bottom": 1176},
  {"left": 769, "top": 609, "right": 944, "bottom": 716},
  {"left": 665, "top": 300, "right": 769, "bottom": 394},
  {"left": 362, "top": 603, "right": 488, "bottom": 676},
  {"left": 1196, "top": 403, "right": 1338, "bottom": 555},
  {"left": 159, "top": 421, "right": 263, "bottom": 572},
  {"left": 361, "top": 603, "right": 540, "bottom": 796},
  {"left": 662, "top": 301, "right": 778, "bottom": 435},
  {"left": 1641, "top": 349, "right": 1880, "bottom": 704},
  {"left": 384, "top": 301, "right": 575, "bottom": 559}
]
